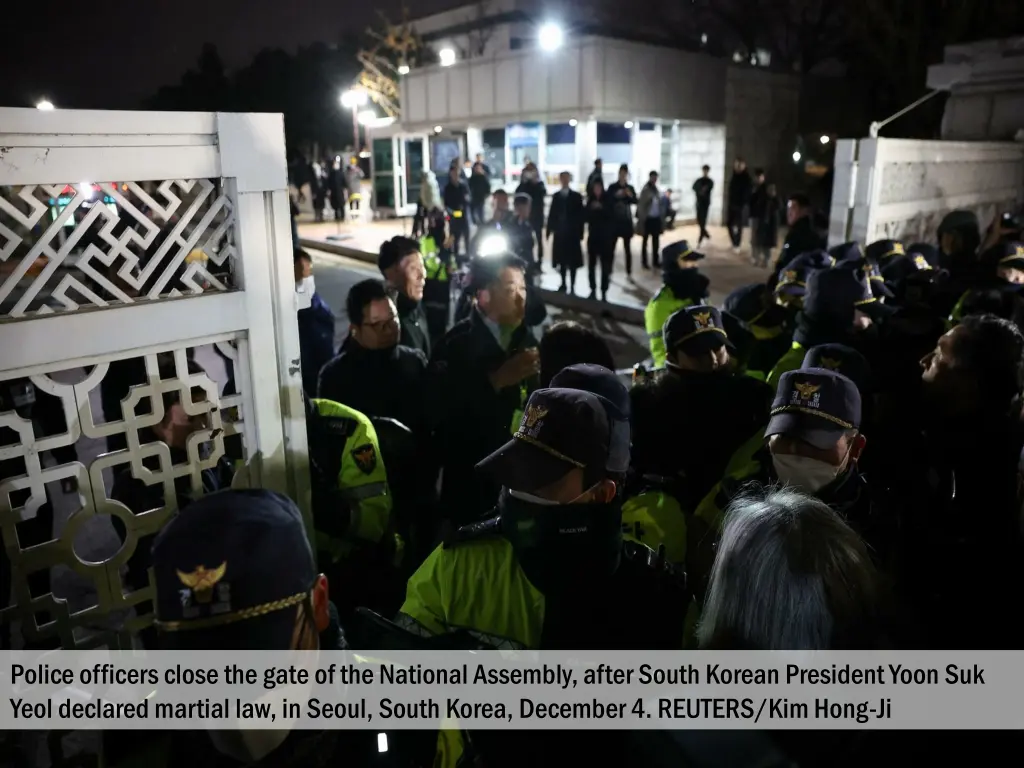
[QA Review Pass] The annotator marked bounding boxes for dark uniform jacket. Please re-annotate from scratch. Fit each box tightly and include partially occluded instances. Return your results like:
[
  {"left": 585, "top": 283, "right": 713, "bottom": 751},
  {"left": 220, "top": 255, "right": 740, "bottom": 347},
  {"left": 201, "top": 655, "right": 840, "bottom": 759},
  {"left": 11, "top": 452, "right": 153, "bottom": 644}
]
[
  {"left": 427, "top": 311, "right": 539, "bottom": 526},
  {"left": 317, "top": 340, "right": 429, "bottom": 439},
  {"left": 631, "top": 369, "right": 772, "bottom": 510}
]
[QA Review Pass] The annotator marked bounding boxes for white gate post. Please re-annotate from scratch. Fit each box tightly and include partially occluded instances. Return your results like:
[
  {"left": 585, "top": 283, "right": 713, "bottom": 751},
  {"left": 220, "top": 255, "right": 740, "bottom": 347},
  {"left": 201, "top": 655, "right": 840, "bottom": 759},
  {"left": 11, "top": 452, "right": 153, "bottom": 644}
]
[
  {"left": 849, "top": 138, "right": 881, "bottom": 246},
  {"left": 216, "top": 113, "right": 311, "bottom": 533},
  {"left": 828, "top": 139, "right": 859, "bottom": 246}
]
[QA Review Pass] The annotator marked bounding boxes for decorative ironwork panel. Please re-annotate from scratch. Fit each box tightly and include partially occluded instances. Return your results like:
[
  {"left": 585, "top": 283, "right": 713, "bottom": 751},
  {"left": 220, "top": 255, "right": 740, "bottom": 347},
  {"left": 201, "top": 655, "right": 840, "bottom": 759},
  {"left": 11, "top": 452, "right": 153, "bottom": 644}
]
[
  {"left": 0, "top": 179, "right": 236, "bottom": 319},
  {"left": 0, "top": 341, "right": 246, "bottom": 650}
]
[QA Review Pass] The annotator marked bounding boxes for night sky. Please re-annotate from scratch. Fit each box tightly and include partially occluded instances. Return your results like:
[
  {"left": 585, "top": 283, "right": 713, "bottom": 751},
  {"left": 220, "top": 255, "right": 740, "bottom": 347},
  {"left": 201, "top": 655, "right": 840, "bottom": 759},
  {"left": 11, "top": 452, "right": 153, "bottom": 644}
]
[{"left": 0, "top": 0, "right": 456, "bottom": 110}]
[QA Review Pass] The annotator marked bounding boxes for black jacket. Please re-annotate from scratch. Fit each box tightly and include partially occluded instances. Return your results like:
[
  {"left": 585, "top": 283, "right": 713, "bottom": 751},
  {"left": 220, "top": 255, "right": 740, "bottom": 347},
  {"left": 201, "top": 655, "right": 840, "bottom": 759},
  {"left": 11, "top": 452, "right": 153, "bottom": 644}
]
[
  {"left": 393, "top": 291, "right": 431, "bottom": 359},
  {"left": 428, "top": 311, "right": 539, "bottom": 525},
  {"left": 443, "top": 177, "right": 470, "bottom": 212},
  {"left": 606, "top": 181, "right": 638, "bottom": 237},
  {"left": 776, "top": 215, "right": 826, "bottom": 272},
  {"left": 515, "top": 179, "right": 548, "bottom": 228},
  {"left": 631, "top": 369, "right": 772, "bottom": 509},
  {"left": 317, "top": 341, "right": 429, "bottom": 438},
  {"left": 728, "top": 170, "right": 753, "bottom": 208},
  {"left": 547, "top": 189, "right": 586, "bottom": 270}
]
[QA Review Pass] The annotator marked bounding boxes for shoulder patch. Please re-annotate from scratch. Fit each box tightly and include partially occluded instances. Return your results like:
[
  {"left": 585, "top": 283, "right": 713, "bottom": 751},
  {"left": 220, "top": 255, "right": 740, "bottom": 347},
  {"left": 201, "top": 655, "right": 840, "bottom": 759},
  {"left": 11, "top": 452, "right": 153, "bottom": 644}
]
[
  {"left": 443, "top": 515, "right": 502, "bottom": 549},
  {"left": 350, "top": 443, "right": 377, "bottom": 475}
]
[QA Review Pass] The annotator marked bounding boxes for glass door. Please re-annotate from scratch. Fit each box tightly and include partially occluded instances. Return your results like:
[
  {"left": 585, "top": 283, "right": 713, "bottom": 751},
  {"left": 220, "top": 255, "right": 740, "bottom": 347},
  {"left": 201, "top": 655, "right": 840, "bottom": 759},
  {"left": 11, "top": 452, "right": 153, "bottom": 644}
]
[{"left": 397, "top": 135, "right": 428, "bottom": 217}]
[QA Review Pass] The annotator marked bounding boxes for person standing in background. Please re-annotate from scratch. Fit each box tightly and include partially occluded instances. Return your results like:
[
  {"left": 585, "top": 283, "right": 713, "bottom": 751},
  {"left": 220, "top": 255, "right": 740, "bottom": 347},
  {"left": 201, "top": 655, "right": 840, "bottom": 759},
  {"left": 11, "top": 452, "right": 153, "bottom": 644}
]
[
  {"left": 516, "top": 162, "right": 548, "bottom": 268},
  {"left": 747, "top": 167, "right": 767, "bottom": 261},
  {"left": 468, "top": 162, "right": 491, "bottom": 227},
  {"left": 692, "top": 165, "right": 714, "bottom": 247},
  {"left": 606, "top": 164, "right": 639, "bottom": 276},
  {"left": 753, "top": 183, "right": 783, "bottom": 269},
  {"left": 586, "top": 178, "right": 615, "bottom": 302},
  {"left": 637, "top": 171, "right": 664, "bottom": 269},
  {"left": 727, "top": 158, "right": 753, "bottom": 253},
  {"left": 443, "top": 166, "right": 471, "bottom": 264},
  {"left": 547, "top": 171, "right": 586, "bottom": 295}
]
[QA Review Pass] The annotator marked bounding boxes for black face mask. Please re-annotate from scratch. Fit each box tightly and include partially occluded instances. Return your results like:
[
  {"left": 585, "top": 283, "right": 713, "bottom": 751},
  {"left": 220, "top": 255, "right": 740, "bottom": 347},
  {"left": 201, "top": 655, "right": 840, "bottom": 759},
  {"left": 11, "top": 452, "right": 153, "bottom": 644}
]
[{"left": 498, "top": 488, "right": 623, "bottom": 594}]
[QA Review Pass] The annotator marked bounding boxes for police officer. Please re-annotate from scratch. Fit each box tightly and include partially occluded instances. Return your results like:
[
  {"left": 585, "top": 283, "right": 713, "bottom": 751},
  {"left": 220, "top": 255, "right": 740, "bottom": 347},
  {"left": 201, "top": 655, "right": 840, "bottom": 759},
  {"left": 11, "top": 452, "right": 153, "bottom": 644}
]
[
  {"left": 303, "top": 396, "right": 401, "bottom": 619},
  {"left": 689, "top": 369, "right": 873, "bottom": 595},
  {"left": 723, "top": 283, "right": 793, "bottom": 381},
  {"left": 644, "top": 240, "right": 709, "bottom": 367},
  {"left": 767, "top": 262, "right": 888, "bottom": 389},
  {"left": 626, "top": 307, "right": 771, "bottom": 565},
  {"left": 399, "top": 364, "right": 686, "bottom": 651},
  {"left": 144, "top": 489, "right": 416, "bottom": 767}
]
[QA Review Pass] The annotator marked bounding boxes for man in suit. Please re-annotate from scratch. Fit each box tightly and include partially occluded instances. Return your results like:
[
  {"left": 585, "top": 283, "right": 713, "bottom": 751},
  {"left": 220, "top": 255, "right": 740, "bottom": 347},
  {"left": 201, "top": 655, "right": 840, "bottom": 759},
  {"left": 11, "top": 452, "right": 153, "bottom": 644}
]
[{"left": 547, "top": 171, "right": 586, "bottom": 295}]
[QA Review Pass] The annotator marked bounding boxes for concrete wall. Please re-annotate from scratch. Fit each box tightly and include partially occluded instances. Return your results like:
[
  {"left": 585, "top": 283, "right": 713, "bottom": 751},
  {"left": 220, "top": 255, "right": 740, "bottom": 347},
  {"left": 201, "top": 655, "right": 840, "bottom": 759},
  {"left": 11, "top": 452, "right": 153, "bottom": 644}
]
[
  {"left": 928, "top": 37, "right": 1024, "bottom": 141},
  {"left": 830, "top": 137, "right": 1024, "bottom": 246},
  {"left": 400, "top": 35, "right": 727, "bottom": 130},
  {"left": 724, "top": 67, "right": 802, "bottom": 205}
]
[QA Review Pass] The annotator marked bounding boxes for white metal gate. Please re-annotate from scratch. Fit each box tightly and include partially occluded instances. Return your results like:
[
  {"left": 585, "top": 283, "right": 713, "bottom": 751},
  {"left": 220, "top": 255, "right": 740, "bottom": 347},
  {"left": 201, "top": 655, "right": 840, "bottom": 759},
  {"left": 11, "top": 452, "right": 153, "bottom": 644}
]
[
  {"left": 0, "top": 108, "right": 308, "bottom": 649},
  {"left": 829, "top": 137, "right": 1024, "bottom": 246}
]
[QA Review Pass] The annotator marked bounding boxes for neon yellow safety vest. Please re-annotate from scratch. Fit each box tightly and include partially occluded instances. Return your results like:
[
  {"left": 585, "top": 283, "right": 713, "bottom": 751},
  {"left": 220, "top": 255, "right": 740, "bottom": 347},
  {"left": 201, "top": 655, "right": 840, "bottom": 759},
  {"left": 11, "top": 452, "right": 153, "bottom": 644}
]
[
  {"left": 621, "top": 491, "right": 687, "bottom": 567},
  {"left": 644, "top": 286, "right": 693, "bottom": 368},
  {"left": 397, "top": 536, "right": 544, "bottom": 650},
  {"left": 309, "top": 399, "right": 396, "bottom": 564},
  {"left": 766, "top": 341, "right": 805, "bottom": 391}
]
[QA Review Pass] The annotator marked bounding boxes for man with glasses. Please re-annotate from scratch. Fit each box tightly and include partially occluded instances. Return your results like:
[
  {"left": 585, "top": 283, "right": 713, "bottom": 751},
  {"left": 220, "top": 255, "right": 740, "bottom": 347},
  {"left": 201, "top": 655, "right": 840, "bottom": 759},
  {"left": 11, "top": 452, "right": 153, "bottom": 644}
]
[{"left": 318, "top": 278, "right": 428, "bottom": 440}]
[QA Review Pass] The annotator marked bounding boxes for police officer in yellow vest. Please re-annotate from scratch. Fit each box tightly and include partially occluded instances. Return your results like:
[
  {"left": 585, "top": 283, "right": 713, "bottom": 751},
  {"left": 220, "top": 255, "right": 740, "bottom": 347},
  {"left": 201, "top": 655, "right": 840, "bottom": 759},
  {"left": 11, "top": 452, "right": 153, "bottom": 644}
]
[
  {"left": 722, "top": 282, "right": 793, "bottom": 381},
  {"left": 625, "top": 307, "right": 770, "bottom": 567},
  {"left": 397, "top": 364, "right": 686, "bottom": 764},
  {"left": 644, "top": 240, "right": 709, "bottom": 367},
  {"left": 305, "top": 396, "right": 403, "bottom": 617}
]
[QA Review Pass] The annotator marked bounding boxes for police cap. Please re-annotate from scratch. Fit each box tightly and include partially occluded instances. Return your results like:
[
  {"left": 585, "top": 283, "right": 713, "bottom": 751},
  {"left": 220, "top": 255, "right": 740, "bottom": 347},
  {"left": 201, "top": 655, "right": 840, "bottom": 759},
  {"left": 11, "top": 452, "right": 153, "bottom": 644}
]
[
  {"left": 766, "top": 369, "right": 862, "bottom": 450},
  {"left": 663, "top": 305, "right": 735, "bottom": 358},
  {"left": 801, "top": 343, "right": 870, "bottom": 394},
  {"left": 477, "top": 387, "right": 630, "bottom": 493},
  {"left": 151, "top": 489, "right": 317, "bottom": 649}
]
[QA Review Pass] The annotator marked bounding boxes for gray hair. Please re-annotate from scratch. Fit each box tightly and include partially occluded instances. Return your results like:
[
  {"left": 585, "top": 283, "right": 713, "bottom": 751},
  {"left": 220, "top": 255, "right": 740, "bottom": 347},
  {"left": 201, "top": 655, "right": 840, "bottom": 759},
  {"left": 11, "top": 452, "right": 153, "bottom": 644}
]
[{"left": 697, "top": 487, "right": 880, "bottom": 650}]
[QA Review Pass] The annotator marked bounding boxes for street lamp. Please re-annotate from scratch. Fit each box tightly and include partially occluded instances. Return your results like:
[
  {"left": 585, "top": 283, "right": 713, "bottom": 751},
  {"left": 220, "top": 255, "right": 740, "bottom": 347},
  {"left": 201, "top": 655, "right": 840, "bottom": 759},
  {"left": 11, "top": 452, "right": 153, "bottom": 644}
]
[
  {"left": 538, "top": 23, "right": 564, "bottom": 52},
  {"left": 439, "top": 48, "right": 456, "bottom": 67},
  {"left": 36, "top": 100, "right": 54, "bottom": 110},
  {"left": 792, "top": 151, "right": 802, "bottom": 163},
  {"left": 397, "top": 64, "right": 410, "bottom": 75},
  {"left": 820, "top": 135, "right": 831, "bottom": 145},
  {"left": 341, "top": 89, "right": 369, "bottom": 151}
]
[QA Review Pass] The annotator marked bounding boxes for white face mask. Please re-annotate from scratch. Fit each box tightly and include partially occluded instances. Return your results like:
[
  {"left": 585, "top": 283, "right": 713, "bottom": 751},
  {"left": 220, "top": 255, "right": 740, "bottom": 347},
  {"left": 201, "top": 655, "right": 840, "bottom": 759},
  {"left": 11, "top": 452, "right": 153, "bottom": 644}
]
[
  {"left": 771, "top": 453, "right": 844, "bottom": 494},
  {"left": 208, "top": 651, "right": 316, "bottom": 763},
  {"left": 296, "top": 275, "right": 315, "bottom": 311}
]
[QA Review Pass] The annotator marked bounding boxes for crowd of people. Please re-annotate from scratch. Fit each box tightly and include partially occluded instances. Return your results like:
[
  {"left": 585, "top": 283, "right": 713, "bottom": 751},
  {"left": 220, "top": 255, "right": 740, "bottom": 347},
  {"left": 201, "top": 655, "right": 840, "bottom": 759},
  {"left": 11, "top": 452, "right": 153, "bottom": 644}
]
[
  {"left": 409, "top": 156, "right": 680, "bottom": 304},
  {"left": 5, "top": 162, "right": 1024, "bottom": 765}
]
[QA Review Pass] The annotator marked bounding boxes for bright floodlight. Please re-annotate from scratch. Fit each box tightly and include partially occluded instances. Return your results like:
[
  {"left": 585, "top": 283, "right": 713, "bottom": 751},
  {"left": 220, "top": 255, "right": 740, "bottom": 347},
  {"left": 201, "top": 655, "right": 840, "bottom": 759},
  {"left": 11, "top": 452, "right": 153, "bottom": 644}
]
[
  {"left": 478, "top": 233, "right": 509, "bottom": 258},
  {"left": 433, "top": 125, "right": 442, "bottom": 133},
  {"left": 624, "top": 120, "right": 634, "bottom": 129},
  {"left": 792, "top": 151, "right": 802, "bottom": 163},
  {"left": 439, "top": 48, "right": 456, "bottom": 67},
  {"left": 340, "top": 89, "right": 368, "bottom": 109},
  {"left": 538, "top": 23, "right": 564, "bottom": 52},
  {"left": 377, "top": 733, "right": 388, "bottom": 753},
  {"left": 820, "top": 135, "right": 830, "bottom": 145},
  {"left": 36, "top": 100, "right": 54, "bottom": 110},
  {"left": 569, "top": 118, "right": 578, "bottom": 127},
  {"left": 397, "top": 64, "right": 410, "bottom": 75},
  {"left": 358, "top": 109, "right": 377, "bottom": 125}
]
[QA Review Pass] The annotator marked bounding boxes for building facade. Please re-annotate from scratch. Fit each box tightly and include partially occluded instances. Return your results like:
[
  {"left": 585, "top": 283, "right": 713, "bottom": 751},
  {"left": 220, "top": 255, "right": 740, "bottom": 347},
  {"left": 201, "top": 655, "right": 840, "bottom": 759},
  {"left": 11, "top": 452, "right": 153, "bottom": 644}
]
[{"left": 369, "top": 2, "right": 801, "bottom": 225}]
